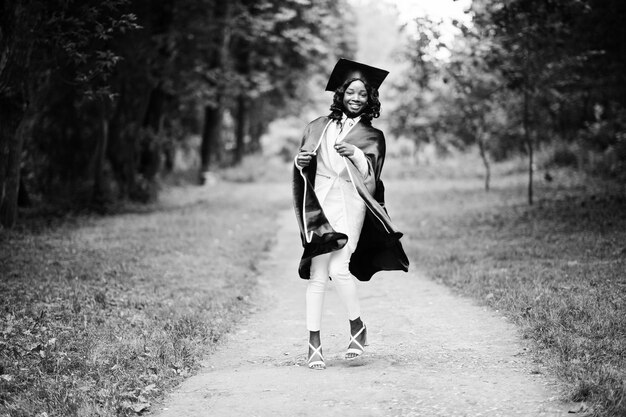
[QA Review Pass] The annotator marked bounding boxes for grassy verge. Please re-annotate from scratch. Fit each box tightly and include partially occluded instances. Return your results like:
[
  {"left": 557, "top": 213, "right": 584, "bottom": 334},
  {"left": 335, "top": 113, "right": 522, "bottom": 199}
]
[
  {"left": 0, "top": 181, "right": 290, "bottom": 417},
  {"left": 387, "top": 169, "right": 625, "bottom": 417}
]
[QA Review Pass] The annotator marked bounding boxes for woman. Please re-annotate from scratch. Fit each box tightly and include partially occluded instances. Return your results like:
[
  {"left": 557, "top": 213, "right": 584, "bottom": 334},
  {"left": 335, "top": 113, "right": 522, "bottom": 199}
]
[{"left": 293, "top": 58, "right": 409, "bottom": 370}]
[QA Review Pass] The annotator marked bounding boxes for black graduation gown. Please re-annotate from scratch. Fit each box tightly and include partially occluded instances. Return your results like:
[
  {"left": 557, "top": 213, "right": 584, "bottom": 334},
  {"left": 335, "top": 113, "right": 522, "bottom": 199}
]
[{"left": 292, "top": 116, "right": 409, "bottom": 281}]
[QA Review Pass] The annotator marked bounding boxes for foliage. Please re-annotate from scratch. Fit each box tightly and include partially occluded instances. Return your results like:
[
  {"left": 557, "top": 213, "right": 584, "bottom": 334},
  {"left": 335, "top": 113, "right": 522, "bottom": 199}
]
[
  {"left": 0, "top": 0, "right": 137, "bottom": 101},
  {"left": 0, "top": 0, "right": 139, "bottom": 227},
  {"left": 0, "top": 0, "right": 355, "bottom": 227},
  {"left": 388, "top": 16, "right": 443, "bottom": 147},
  {"left": 392, "top": 0, "right": 626, "bottom": 199}
]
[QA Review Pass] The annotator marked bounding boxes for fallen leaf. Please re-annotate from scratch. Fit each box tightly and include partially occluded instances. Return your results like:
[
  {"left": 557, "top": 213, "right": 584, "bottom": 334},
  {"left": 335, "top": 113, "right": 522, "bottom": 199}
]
[
  {"left": 141, "top": 384, "right": 158, "bottom": 395},
  {"left": 132, "top": 402, "right": 150, "bottom": 413},
  {"left": 26, "top": 343, "right": 41, "bottom": 352},
  {"left": 568, "top": 402, "right": 589, "bottom": 414}
]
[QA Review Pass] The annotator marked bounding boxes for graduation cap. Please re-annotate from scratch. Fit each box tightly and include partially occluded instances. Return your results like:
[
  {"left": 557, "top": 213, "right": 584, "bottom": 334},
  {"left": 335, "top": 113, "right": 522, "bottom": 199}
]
[{"left": 325, "top": 58, "right": 389, "bottom": 92}]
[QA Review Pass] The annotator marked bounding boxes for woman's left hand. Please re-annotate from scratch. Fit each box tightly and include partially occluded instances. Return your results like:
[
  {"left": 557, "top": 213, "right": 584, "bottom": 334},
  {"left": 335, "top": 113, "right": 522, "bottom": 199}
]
[{"left": 334, "top": 142, "right": 356, "bottom": 157}]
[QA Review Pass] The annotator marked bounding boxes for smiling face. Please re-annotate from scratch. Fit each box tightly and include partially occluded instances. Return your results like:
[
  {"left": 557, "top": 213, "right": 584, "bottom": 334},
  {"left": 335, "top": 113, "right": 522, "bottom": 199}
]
[{"left": 342, "top": 80, "right": 368, "bottom": 117}]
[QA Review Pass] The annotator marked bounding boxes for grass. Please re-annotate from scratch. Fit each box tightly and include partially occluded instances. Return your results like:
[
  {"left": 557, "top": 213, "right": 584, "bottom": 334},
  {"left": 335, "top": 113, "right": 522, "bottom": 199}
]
[
  {"left": 0, "top": 181, "right": 290, "bottom": 417},
  {"left": 386, "top": 167, "right": 625, "bottom": 417}
]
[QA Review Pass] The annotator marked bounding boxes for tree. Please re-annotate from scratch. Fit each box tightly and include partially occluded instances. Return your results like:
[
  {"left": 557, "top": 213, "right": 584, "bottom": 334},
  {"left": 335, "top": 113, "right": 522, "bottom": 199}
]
[
  {"left": 388, "top": 16, "right": 447, "bottom": 150},
  {"left": 0, "top": 0, "right": 137, "bottom": 227},
  {"left": 442, "top": 21, "right": 509, "bottom": 191}
]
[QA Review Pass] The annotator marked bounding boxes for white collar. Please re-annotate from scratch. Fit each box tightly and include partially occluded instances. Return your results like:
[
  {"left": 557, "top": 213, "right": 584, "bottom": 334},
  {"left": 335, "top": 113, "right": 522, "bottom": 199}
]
[
  {"left": 338, "top": 114, "right": 361, "bottom": 133},
  {"left": 341, "top": 113, "right": 361, "bottom": 124}
]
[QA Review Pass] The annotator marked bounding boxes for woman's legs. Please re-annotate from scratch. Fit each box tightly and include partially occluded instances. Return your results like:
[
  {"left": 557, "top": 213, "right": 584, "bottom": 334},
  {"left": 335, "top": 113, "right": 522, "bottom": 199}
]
[
  {"left": 327, "top": 247, "right": 367, "bottom": 359},
  {"left": 306, "top": 253, "right": 330, "bottom": 368},
  {"left": 307, "top": 253, "right": 331, "bottom": 331},
  {"left": 327, "top": 246, "right": 361, "bottom": 321},
  {"left": 306, "top": 246, "right": 362, "bottom": 329}
]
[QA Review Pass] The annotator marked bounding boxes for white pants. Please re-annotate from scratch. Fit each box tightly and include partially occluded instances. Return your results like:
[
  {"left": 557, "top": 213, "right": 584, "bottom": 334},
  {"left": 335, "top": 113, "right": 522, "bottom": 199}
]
[
  {"left": 306, "top": 178, "right": 366, "bottom": 331},
  {"left": 307, "top": 245, "right": 361, "bottom": 330}
]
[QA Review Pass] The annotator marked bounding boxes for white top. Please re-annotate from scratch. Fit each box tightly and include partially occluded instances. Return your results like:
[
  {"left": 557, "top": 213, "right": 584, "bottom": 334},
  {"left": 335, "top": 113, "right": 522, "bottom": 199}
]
[
  {"left": 313, "top": 115, "right": 369, "bottom": 208},
  {"left": 324, "top": 115, "right": 366, "bottom": 174}
]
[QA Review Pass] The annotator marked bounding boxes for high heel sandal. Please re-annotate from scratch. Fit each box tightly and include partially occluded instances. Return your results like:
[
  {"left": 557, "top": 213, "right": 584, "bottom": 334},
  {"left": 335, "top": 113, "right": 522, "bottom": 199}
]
[
  {"left": 307, "top": 343, "right": 326, "bottom": 370},
  {"left": 345, "top": 325, "right": 367, "bottom": 361}
]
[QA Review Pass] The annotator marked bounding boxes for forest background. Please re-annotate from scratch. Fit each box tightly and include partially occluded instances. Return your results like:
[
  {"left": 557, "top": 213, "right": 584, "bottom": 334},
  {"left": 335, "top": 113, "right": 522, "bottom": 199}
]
[{"left": 2, "top": 0, "right": 625, "bottom": 228}]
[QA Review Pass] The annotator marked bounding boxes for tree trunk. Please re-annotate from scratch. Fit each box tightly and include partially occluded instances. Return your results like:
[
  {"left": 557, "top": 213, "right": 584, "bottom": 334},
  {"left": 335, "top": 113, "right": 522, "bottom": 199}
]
[
  {"left": 523, "top": 87, "right": 534, "bottom": 205},
  {"left": 232, "top": 24, "right": 250, "bottom": 164},
  {"left": 199, "top": 102, "right": 223, "bottom": 184},
  {"left": 233, "top": 94, "right": 247, "bottom": 165},
  {"left": 477, "top": 136, "right": 491, "bottom": 192},
  {"left": 248, "top": 121, "right": 263, "bottom": 153},
  {"left": 106, "top": 85, "right": 136, "bottom": 200},
  {"left": 197, "top": 0, "right": 231, "bottom": 178},
  {"left": 520, "top": 39, "right": 535, "bottom": 206},
  {"left": 17, "top": 172, "right": 31, "bottom": 207},
  {"left": 126, "top": 86, "right": 168, "bottom": 203},
  {"left": 0, "top": 105, "right": 26, "bottom": 227},
  {"left": 0, "top": 113, "right": 13, "bottom": 222},
  {"left": 0, "top": 1, "right": 33, "bottom": 227},
  {"left": 92, "top": 100, "right": 110, "bottom": 205},
  {"left": 140, "top": 86, "right": 165, "bottom": 179},
  {"left": 247, "top": 100, "right": 265, "bottom": 154}
]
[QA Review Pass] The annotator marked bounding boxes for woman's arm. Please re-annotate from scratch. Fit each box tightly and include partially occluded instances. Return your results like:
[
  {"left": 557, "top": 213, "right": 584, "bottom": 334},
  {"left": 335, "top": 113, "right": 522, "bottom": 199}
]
[
  {"left": 295, "top": 151, "right": 316, "bottom": 169},
  {"left": 334, "top": 143, "right": 368, "bottom": 176}
]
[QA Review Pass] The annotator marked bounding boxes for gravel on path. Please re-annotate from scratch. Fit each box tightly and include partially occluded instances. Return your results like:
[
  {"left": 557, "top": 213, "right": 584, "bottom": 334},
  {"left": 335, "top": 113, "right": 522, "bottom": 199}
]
[{"left": 153, "top": 209, "right": 572, "bottom": 417}]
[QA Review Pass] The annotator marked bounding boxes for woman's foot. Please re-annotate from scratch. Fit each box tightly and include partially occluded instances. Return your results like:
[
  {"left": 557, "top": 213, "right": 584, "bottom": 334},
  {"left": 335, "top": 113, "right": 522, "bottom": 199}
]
[
  {"left": 345, "top": 317, "right": 367, "bottom": 360},
  {"left": 307, "top": 331, "right": 325, "bottom": 370}
]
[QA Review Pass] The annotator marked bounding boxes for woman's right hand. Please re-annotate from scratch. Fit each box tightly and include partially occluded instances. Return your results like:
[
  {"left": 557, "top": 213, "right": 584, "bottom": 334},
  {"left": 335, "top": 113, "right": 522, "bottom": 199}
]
[{"left": 296, "top": 151, "right": 316, "bottom": 167}]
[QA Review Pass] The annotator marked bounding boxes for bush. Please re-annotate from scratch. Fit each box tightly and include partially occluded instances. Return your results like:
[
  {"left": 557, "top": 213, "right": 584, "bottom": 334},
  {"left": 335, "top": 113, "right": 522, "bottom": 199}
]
[
  {"left": 545, "top": 143, "right": 579, "bottom": 168},
  {"left": 576, "top": 105, "right": 626, "bottom": 180}
]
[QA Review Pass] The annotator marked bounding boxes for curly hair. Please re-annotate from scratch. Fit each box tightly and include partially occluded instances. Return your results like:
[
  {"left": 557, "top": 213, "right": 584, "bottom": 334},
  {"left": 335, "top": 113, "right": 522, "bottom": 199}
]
[{"left": 328, "top": 77, "right": 381, "bottom": 125}]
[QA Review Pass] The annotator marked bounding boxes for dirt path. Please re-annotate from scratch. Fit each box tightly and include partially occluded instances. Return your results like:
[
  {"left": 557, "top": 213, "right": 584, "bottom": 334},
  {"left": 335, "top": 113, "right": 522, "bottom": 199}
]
[{"left": 152, "top": 208, "right": 572, "bottom": 417}]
